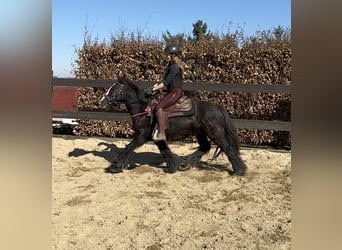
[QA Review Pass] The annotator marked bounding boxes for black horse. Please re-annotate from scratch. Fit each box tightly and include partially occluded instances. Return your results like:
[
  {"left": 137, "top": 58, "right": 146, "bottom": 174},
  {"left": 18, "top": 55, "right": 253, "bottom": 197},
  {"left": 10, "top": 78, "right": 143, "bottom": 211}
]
[{"left": 100, "top": 78, "right": 247, "bottom": 176}]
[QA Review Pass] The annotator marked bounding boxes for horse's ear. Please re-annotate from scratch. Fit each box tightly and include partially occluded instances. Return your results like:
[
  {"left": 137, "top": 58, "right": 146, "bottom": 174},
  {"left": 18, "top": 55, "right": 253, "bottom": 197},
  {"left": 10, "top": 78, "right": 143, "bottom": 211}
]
[
  {"left": 117, "top": 75, "right": 124, "bottom": 83},
  {"left": 117, "top": 74, "right": 129, "bottom": 83}
]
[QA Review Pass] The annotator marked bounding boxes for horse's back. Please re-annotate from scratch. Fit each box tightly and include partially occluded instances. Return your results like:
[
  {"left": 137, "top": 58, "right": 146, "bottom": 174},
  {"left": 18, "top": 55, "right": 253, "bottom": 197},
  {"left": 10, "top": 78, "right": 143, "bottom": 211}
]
[
  {"left": 166, "top": 100, "right": 230, "bottom": 138},
  {"left": 195, "top": 100, "right": 226, "bottom": 119}
]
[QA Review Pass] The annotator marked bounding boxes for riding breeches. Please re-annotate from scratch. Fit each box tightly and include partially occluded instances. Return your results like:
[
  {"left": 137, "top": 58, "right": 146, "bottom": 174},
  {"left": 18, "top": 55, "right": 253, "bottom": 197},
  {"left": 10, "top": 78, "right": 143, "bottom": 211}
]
[{"left": 155, "top": 88, "right": 183, "bottom": 110}]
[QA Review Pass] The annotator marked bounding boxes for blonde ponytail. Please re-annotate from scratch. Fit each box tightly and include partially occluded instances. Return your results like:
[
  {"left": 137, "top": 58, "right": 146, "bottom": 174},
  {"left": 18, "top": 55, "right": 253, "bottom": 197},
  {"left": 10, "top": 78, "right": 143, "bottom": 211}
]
[{"left": 171, "top": 54, "right": 184, "bottom": 72}]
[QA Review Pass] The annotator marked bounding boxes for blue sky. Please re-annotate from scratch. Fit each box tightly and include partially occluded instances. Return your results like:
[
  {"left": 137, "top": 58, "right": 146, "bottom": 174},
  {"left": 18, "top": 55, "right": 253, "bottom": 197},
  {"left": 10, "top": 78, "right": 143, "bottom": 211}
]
[{"left": 53, "top": 0, "right": 291, "bottom": 77}]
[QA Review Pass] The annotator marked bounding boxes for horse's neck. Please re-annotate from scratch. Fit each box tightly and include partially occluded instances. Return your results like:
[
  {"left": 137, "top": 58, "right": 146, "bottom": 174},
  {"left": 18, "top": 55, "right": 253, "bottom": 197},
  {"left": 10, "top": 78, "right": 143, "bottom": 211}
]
[{"left": 125, "top": 91, "right": 147, "bottom": 115}]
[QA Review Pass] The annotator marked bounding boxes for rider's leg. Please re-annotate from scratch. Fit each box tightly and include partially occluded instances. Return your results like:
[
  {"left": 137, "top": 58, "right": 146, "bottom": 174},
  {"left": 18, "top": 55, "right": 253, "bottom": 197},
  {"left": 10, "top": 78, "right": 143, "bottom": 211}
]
[
  {"left": 153, "top": 108, "right": 168, "bottom": 141},
  {"left": 153, "top": 88, "right": 183, "bottom": 141}
]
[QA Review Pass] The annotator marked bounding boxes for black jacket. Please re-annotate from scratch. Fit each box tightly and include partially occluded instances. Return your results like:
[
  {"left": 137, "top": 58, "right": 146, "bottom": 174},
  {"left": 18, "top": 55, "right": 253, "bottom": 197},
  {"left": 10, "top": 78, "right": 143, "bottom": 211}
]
[{"left": 162, "top": 64, "right": 183, "bottom": 91}]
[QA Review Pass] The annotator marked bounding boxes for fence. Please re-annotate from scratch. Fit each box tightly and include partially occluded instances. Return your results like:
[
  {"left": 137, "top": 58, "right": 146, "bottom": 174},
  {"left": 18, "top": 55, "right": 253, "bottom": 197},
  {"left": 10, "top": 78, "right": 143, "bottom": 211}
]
[{"left": 52, "top": 78, "right": 291, "bottom": 132}]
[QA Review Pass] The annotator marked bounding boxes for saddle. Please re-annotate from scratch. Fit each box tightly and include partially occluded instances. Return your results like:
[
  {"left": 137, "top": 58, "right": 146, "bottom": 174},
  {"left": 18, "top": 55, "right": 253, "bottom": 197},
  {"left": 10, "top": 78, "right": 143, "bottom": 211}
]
[
  {"left": 163, "top": 95, "right": 194, "bottom": 117},
  {"left": 147, "top": 95, "right": 195, "bottom": 118}
]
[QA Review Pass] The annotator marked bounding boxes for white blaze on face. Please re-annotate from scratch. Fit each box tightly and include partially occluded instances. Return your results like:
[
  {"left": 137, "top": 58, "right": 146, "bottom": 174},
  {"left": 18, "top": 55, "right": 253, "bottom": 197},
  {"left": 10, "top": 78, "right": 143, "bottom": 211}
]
[
  {"left": 100, "top": 86, "right": 113, "bottom": 103},
  {"left": 105, "top": 87, "right": 111, "bottom": 96}
]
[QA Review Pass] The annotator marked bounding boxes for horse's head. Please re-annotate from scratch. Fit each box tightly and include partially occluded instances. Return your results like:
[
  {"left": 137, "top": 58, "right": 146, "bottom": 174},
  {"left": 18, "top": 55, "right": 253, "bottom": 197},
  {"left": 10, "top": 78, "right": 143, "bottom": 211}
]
[
  {"left": 100, "top": 81, "right": 126, "bottom": 108},
  {"left": 100, "top": 77, "right": 149, "bottom": 110}
]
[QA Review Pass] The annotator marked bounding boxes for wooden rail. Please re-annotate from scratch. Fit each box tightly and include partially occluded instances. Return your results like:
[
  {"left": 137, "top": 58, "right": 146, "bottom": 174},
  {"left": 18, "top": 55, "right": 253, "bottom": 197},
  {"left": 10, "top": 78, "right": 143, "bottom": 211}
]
[
  {"left": 53, "top": 78, "right": 291, "bottom": 94},
  {"left": 52, "top": 78, "right": 291, "bottom": 131}
]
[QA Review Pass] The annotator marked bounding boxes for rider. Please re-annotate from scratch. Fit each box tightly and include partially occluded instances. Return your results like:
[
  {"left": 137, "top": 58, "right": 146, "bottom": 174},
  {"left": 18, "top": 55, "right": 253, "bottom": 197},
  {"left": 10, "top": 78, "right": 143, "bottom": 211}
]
[{"left": 146, "top": 44, "right": 184, "bottom": 141}]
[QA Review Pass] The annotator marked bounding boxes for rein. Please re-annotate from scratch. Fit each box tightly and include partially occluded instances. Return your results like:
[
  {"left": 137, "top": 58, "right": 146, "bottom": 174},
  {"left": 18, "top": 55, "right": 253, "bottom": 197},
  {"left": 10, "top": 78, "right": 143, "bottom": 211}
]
[
  {"left": 106, "top": 97, "right": 152, "bottom": 118},
  {"left": 131, "top": 106, "right": 152, "bottom": 118},
  {"left": 131, "top": 95, "right": 154, "bottom": 118}
]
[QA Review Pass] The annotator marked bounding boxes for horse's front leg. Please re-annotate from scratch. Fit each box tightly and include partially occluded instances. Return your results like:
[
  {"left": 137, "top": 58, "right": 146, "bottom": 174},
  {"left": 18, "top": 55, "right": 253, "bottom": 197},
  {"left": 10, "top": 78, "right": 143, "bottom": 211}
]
[
  {"left": 154, "top": 140, "right": 180, "bottom": 174},
  {"left": 105, "top": 134, "right": 147, "bottom": 173}
]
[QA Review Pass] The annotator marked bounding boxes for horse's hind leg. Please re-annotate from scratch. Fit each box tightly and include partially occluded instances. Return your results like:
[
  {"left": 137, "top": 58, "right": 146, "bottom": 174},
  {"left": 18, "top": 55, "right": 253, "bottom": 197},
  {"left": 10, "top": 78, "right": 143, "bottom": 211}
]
[
  {"left": 155, "top": 140, "right": 180, "bottom": 174},
  {"left": 209, "top": 128, "right": 247, "bottom": 176},
  {"left": 180, "top": 131, "right": 211, "bottom": 170}
]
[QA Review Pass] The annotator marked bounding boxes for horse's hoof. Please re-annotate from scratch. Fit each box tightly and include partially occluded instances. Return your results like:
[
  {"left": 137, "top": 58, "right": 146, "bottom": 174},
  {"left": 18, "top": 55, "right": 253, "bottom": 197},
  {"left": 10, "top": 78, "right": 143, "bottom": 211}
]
[
  {"left": 163, "top": 167, "right": 177, "bottom": 174},
  {"left": 104, "top": 166, "right": 123, "bottom": 174},
  {"left": 126, "top": 164, "right": 137, "bottom": 170},
  {"left": 178, "top": 164, "right": 191, "bottom": 171},
  {"left": 232, "top": 170, "right": 245, "bottom": 176}
]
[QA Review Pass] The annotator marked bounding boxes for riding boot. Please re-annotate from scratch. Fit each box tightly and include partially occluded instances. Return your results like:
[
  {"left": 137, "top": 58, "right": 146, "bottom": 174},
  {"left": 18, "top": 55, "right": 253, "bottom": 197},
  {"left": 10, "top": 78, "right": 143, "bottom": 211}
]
[{"left": 153, "top": 109, "right": 168, "bottom": 141}]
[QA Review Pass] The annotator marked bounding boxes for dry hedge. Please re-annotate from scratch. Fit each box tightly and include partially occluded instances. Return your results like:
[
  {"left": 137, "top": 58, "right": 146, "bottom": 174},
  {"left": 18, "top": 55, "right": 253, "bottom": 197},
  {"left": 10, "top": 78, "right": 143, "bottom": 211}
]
[{"left": 72, "top": 34, "right": 291, "bottom": 147}]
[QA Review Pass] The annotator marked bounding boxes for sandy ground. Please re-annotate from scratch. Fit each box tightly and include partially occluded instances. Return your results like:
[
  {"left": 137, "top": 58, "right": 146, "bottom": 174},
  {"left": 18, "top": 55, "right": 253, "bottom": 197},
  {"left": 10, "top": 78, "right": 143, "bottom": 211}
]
[{"left": 52, "top": 135, "right": 291, "bottom": 249}]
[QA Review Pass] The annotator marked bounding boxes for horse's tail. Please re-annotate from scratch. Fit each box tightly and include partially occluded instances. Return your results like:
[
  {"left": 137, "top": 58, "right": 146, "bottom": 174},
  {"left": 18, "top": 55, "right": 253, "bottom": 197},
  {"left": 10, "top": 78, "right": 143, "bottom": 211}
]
[
  {"left": 218, "top": 105, "right": 247, "bottom": 175},
  {"left": 219, "top": 106, "right": 240, "bottom": 155},
  {"left": 211, "top": 106, "right": 241, "bottom": 160}
]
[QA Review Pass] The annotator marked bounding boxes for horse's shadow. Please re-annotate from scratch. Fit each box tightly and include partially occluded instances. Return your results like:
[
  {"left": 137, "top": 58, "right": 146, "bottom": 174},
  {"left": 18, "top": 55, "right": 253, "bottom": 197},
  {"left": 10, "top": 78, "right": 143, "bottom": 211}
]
[
  {"left": 68, "top": 142, "right": 165, "bottom": 169},
  {"left": 68, "top": 141, "right": 231, "bottom": 174},
  {"left": 195, "top": 161, "right": 234, "bottom": 174}
]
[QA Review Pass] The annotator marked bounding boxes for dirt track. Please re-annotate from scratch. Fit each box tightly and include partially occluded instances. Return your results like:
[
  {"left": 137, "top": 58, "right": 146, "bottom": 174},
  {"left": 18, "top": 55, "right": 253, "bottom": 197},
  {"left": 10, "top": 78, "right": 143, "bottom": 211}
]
[{"left": 52, "top": 136, "right": 291, "bottom": 249}]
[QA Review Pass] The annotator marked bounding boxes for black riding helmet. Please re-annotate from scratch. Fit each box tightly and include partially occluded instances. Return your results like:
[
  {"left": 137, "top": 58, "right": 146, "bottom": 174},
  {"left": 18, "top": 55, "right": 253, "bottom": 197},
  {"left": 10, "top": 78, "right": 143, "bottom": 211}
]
[{"left": 164, "top": 44, "right": 181, "bottom": 56}]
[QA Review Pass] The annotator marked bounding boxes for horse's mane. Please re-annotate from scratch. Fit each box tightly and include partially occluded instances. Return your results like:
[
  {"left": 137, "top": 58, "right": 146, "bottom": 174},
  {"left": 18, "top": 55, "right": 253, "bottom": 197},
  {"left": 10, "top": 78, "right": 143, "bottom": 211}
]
[{"left": 118, "top": 77, "right": 148, "bottom": 105}]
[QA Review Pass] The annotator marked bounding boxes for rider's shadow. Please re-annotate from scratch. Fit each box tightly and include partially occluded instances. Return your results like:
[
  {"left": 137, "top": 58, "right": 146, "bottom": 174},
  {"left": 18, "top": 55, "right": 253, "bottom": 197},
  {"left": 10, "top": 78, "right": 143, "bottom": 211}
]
[{"left": 68, "top": 142, "right": 165, "bottom": 168}]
